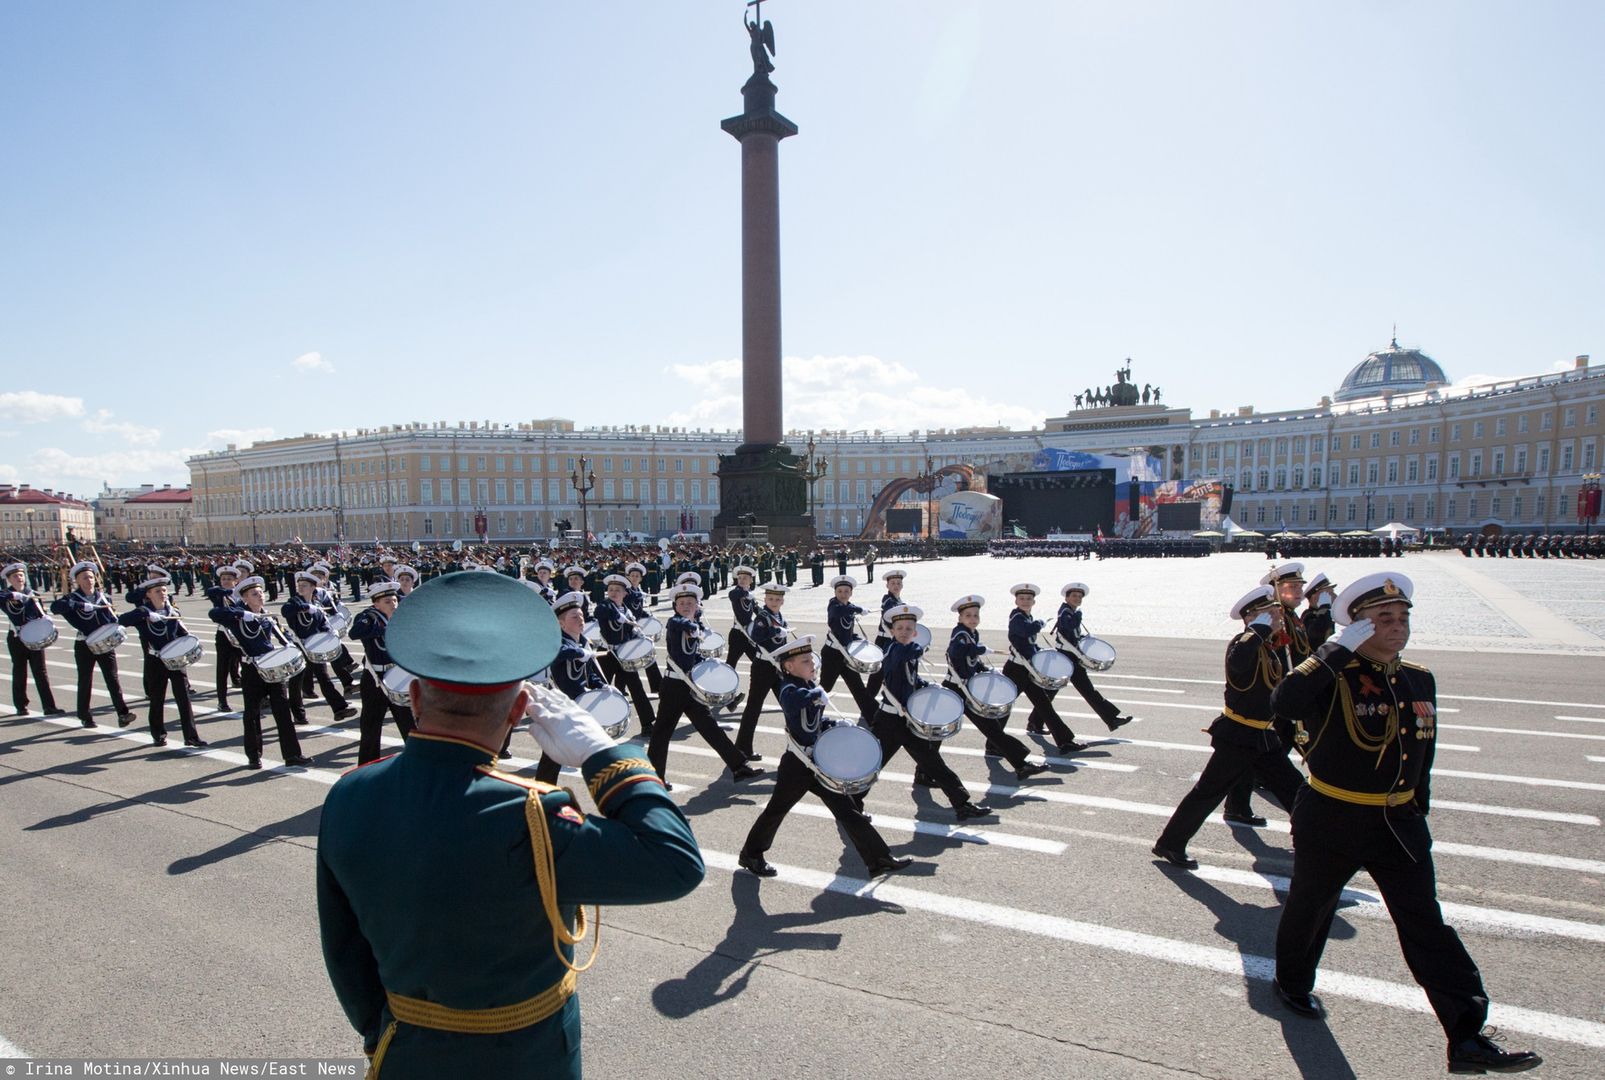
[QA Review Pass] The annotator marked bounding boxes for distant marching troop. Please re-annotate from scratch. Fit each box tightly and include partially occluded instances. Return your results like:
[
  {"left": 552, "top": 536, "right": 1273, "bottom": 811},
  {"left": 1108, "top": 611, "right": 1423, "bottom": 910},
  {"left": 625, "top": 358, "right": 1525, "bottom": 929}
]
[{"left": 1, "top": 544, "right": 1543, "bottom": 1073}]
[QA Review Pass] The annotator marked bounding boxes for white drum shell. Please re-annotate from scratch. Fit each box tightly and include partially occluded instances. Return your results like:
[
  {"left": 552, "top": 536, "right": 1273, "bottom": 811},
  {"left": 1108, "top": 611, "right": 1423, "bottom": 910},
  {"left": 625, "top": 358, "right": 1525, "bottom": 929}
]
[
  {"left": 17, "top": 618, "right": 57, "bottom": 651},
  {"left": 843, "top": 638, "right": 884, "bottom": 674},
  {"left": 808, "top": 724, "right": 882, "bottom": 795},
  {"left": 380, "top": 665, "right": 415, "bottom": 706},
  {"left": 1029, "top": 649, "right": 1074, "bottom": 690},
  {"left": 696, "top": 631, "right": 727, "bottom": 659},
  {"left": 303, "top": 631, "right": 343, "bottom": 663},
  {"left": 1076, "top": 636, "right": 1118, "bottom": 672},
  {"left": 254, "top": 646, "right": 307, "bottom": 684},
  {"left": 84, "top": 623, "right": 127, "bottom": 655},
  {"left": 904, "top": 684, "right": 966, "bottom": 740},
  {"left": 582, "top": 620, "right": 604, "bottom": 647},
  {"left": 159, "top": 635, "right": 203, "bottom": 671},
  {"left": 963, "top": 670, "right": 1019, "bottom": 720},
  {"left": 637, "top": 616, "right": 665, "bottom": 642},
  {"left": 615, "top": 637, "right": 656, "bottom": 672},
  {"left": 576, "top": 686, "right": 631, "bottom": 739},
  {"left": 688, "top": 660, "right": 740, "bottom": 707},
  {"left": 912, "top": 624, "right": 932, "bottom": 651}
]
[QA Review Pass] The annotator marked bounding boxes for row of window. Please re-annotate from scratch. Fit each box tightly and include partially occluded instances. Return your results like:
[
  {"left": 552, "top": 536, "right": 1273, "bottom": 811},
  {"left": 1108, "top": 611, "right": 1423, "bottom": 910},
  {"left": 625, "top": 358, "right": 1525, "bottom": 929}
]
[{"left": 1238, "top": 489, "right": 1577, "bottom": 526}]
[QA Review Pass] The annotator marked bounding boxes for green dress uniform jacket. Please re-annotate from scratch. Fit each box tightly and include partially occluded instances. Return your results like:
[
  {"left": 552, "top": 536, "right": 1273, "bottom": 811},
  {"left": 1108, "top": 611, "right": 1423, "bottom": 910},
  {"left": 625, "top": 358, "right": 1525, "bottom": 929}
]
[{"left": 317, "top": 734, "right": 704, "bottom": 1078}]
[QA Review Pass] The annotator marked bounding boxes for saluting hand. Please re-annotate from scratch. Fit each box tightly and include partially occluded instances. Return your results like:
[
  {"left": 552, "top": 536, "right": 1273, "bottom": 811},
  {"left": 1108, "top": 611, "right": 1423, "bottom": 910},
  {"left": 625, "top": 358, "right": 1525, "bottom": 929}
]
[
  {"left": 524, "top": 682, "right": 615, "bottom": 766},
  {"left": 1333, "top": 618, "right": 1376, "bottom": 652}
]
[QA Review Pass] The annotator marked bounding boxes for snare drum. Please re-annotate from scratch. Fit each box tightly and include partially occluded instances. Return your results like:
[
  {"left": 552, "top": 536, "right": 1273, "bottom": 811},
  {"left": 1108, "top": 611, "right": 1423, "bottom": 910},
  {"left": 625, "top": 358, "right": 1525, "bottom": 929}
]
[
  {"left": 576, "top": 686, "right": 631, "bottom": 740},
  {"left": 843, "top": 638, "right": 884, "bottom": 674},
  {"left": 903, "top": 684, "right": 965, "bottom": 740},
  {"left": 912, "top": 624, "right": 932, "bottom": 651},
  {"left": 637, "top": 616, "right": 665, "bottom": 642},
  {"left": 582, "top": 620, "right": 605, "bottom": 648},
  {"left": 17, "top": 618, "right": 57, "bottom": 651},
  {"left": 1028, "top": 649, "right": 1075, "bottom": 690},
  {"left": 1074, "top": 636, "right": 1117, "bottom": 672},
  {"left": 615, "top": 637, "right": 656, "bottom": 672},
  {"left": 962, "top": 670, "right": 1019, "bottom": 719},
  {"left": 687, "top": 660, "right": 741, "bottom": 707},
  {"left": 327, "top": 612, "right": 351, "bottom": 639},
  {"left": 158, "top": 635, "right": 204, "bottom": 671},
  {"left": 381, "top": 665, "right": 416, "bottom": 706},
  {"left": 254, "top": 646, "right": 307, "bottom": 684},
  {"left": 84, "top": 623, "right": 127, "bottom": 655},
  {"left": 696, "top": 630, "right": 727, "bottom": 659},
  {"left": 302, "top": 630, "right": 343, "bottom": 663},
  {"left": 808, "top": 724, "right": 882, "bottom": 795}
]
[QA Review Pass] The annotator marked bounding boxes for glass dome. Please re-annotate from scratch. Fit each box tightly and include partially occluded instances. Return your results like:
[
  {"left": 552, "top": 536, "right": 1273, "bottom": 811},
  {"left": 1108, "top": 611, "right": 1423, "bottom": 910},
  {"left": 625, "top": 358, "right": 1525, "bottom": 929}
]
[{"left": 1334, "top": 337, "right": 1448, "bottom": 402}]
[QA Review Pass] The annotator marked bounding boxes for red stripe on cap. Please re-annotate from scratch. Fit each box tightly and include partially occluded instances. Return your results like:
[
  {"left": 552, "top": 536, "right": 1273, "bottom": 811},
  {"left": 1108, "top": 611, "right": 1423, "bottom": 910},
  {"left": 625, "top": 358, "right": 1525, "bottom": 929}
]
[{"left": 421, "top": 677, "right": 521, "bottom": 696}]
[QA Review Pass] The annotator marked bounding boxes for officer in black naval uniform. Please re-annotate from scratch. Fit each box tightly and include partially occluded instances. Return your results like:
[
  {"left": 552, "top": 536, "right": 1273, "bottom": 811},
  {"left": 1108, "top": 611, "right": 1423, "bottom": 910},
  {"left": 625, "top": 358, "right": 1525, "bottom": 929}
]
[
  {"left": 818, "top": 575, "right": 879, "bottom": 719},
  {"left": 3, "top": 561, "right": 63, "bottom": 717},
  {"left": 1151, "top": 585, "right": 1305, "bottom": 869},
  {"left": 49, "top": 560, "right": 134, "bottom": 727},
  {"left": 208, "top": 576, "right": 314, "bottom": 769},
  {"left": 739, "top": 635, "right": 911, "bottom": 879},
  {"left": 1268, "top": 572, "right": 1541, "bottom": 1075},
  {"left": 944, "top": 594, "right": 1046, "bottom": 782},
  {"left": 1225, "top": 562, "right": 1310, "bottom": 826},
  {"left": 317, "top": 570, "right": 705, "bottom": 1078},
  {"left": 1301, "top": 572, "right": 1338, "bottom": 649},
  {"left": 348, "top": 579, "right": 414, "bottom": 765}
]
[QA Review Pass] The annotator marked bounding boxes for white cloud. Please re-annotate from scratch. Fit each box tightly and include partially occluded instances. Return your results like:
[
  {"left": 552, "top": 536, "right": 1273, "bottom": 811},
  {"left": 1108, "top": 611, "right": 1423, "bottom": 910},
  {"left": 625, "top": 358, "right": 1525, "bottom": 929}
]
[
  {"left": 205, "top": 427, "right": 276, "bottom": 448},
  {"left": 664, "top": 354, "right": 1039, "bottom": 434},
  {"left": 82, "top": 408, "right": 162, "bottom": 446},
  {"left": 0, "top": 391, "right": 85, "bottom": 424},
  {"left": 25, "top": 446, "right": 191, "bottom": 496},
  {"left": 1451, "top": 358, "right": 1574, "bottom": 391},
  {"left": 292, "top": 351, "right": 335, "bottom": 375}
]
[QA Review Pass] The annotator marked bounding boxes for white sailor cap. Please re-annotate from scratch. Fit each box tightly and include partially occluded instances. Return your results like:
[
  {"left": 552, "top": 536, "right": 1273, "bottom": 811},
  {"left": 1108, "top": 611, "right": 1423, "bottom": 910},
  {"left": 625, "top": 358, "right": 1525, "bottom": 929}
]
[
  {"left": 394, "top": 564, "right": 419, "bottom": 581},
  {"left": 69, "top": 561, "right": 98, "bottom": 578},
  {"left": 233, "top": 559, "right": 255, "bottom": 574},
  {"left": 1061, "top": 581, "right": 1090, "bottom": 597},
  {"left": 1303, "top": 571, "right": 1335, "bottom": 599},
  {"left": 378, "top": 553, "right": 397, "bottom": 563},
  {"left": 367, "top": 579, "right": 402, "bottom": 600},
  {"left": 676, "top": 571, "right": 702, "bottom": 586},
  {"left": 311, "top": 561, "right": 332, "bottom": 573},
  {"left": 534, "top": 559, "right": 554, "bottom": 572},
  {"left": 1334, "top": 573, "right": 1414, "bottom": 626},
  {"left": 603, "top": 574, "right": 631, "bottom": 589},
  {"left": 1010, "top": 583, "right": 1041, "bottom": 597},
  {"left": 670, "top": 583, "right": 703, "bottom": 602},
  {"left": 625, "top": 562, "right": 645, "bottom": 574},
  {"left": 761, "top": 581, "right": 789, "bottom": 595},
  {"left": 1260, "top": 562, "right": 1306, "bottom": 587},
  {"left": 1230, "top": 585, "right": 1277, "bottom": 621},
  {"left": 145, "top": 565, "right": 170, "bottom": 580},
  {"left": 732, "top": 565, "right": 757, "bottom": 578},
  {"left": 770, "top": 634, "right": 817, "bottom": 664},
  {"left": 236, "top": 575, "right": 266, "bottom": 594},
  {"left": 215, "top": 564, "right": 241, "bottom": 578},
  {"left": 950, "top": 594, "right": 984, "bottom": 613},
  {"left": 2, "top": 562, "right": 27, "bottom": 578},
  {"left": 564, "top": 565, "right": 586, "bottom": 578},
  {"left": 882, "top": 569, "right": 906, "bottom": 581},
  {"left": 829, "top": 575, "right": 856, "bottom": 589},
  {"left": 885, "top": 603, "right": 923, "bottom": 624},
  {"left": 137, "top": 575, "right": 171, "bottom": 591},
  {"left": 553, "top": 591, "right": 588, "bottom": 615},
  {"left": 295, "top": 571, "right": 321, "bottom": 585}
]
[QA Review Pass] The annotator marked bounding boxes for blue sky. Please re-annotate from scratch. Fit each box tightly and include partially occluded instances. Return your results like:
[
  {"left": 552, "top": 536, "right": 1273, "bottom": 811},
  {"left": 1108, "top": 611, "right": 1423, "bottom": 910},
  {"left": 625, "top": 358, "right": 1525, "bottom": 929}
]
[{"left": 2, "top": 1, "right": 1601, "bottom": 496}]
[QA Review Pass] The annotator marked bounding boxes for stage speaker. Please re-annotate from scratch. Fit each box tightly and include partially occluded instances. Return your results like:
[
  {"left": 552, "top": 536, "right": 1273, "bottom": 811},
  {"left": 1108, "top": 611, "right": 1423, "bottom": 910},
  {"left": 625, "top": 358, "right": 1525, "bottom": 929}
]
[{"left": 1221, "top": 484, "right": 1235, "bottom": 514}]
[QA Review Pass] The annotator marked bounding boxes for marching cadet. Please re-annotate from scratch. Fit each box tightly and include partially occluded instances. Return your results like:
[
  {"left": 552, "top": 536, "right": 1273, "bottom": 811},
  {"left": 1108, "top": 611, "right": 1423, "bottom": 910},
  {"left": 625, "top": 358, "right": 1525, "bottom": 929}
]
[
  {"left": 862, "top": 569, "right": 907, "bottom": 702},
  {"left": 209, "top": 577, "right": 314, "bottom": 769},
  {"left": 819, "top": 575, "right": 879, "bottom": 719},
  {"left": 735, "top": 582, "right": 791, "bottom": 759},
  {"left": 1269, "top": 573, "right": 1542, "bottom": 1075},
  {"left": 529, "top": 559, "right": 558, "bottom": 604},
  {"left": 317, "top": 570, "right": 704, "bottom": 1079},
  {"left": 117, "top": 575, "right": 206, "bottom": 748},
  {"left": 1301, "top": 572, "right": 1338, "bottom": 649},
  {"left": 725, "top": 565, "right": 760, "bottom": 671},
  {"left": 394, "top": 564, "right": 419, "bottom": 597},
  {"left": 595, "top": 575, "right": 656, "bottom": 738},
  {"left": 1151, "top": 585, "right": 1305, "bottom": 869},
  {"left": 874, "top": 604, "right": 994, "bottom": 821},
  {"left": 284, "top": 573, "right": 359, "bottom": 721},
  {"left": 563, "top": 566, "right": 592, "bottom": 621},
  {"left": 205, "top": 564, "right": 245, "bottom": 715},
  {"left": 125, "top": 563, "right": 169, "bottom": 607},
  {"left": 622, "top": 562, "right": 663, "bottom": 694},
  {"left": 1000, "top": 584, "right": 1086, "bottom": 755},
  {"left": 3, "top": 561, "right": 64, "bottom": 717},
  {"left": 945, "top": 595, "right": 1046, "bottom": 782},
  {"left": 307, "top": 564, "right": 360, "bottom": 695},
  {"left": 739, "top": 635, "right": 912, "bottom": 878},
  {"left": 1053, "top": 582, "right": 1133, "bottom": 731},
  {"left": 647, "top": 584, "right": 763, "bottom": 789},
  {"left": 49, "top": 560, "right": 134, "bottom": 728},
  {"left": 547, "top": 591, "right": 609, "bottom": 785},
  {"left": 348, "top": 579, "right": 413, "bottom": 765},
  {"left": 377, "top": 554, "right": 399, "bottom": 582}
]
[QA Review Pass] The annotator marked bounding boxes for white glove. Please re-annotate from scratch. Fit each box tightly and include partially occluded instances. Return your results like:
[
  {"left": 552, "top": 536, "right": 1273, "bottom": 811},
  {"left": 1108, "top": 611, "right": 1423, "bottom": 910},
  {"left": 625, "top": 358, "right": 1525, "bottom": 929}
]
[
  {"left": 1249, "top": 612, "right": 1273, "bottom": 629},
  {"left": 1333, "top": 618, "right": 1375, "bottom": 652},
  {"left": 808, "top": 686, "right": 829, "bottom": 702},
  {"left": 523, "top": 682, "right": 615, "bottom": 767}
]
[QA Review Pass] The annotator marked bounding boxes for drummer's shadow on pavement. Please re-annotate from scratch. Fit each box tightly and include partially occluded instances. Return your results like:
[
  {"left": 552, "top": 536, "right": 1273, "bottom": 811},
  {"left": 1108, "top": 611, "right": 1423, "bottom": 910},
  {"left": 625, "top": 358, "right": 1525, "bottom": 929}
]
[
  {"left": 652, "top": 862, "right": 901, "bottom": 1020},
  {"left": 1156, "top": 860, "right": 1358, "bottom": 1080}
]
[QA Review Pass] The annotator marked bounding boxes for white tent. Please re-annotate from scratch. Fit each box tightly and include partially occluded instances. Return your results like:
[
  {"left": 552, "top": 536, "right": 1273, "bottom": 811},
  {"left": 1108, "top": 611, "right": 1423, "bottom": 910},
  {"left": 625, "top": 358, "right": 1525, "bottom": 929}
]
[
  {"left": 1220, "top": 515, "right": 1246, "bottom": 536},
  {"left": 1373, "top": 522, "right": 1418, "bottom": 537}
]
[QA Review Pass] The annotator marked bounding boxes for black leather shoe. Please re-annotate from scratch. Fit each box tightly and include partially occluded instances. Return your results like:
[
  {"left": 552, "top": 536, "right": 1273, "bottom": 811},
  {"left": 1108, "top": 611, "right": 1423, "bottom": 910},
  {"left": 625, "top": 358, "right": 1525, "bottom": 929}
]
[
  {"left": 731, "top": 765, "right": 764, "bottom": 782},
  {"left": 335, "top": 707, "right": 358, "bottom": 721},
  {"left": 1055, "top": 741, "right": 1090, "bottom": 755},
  {"left": 183, "top": 738, "right": 208, "bottom": 748},
  {"left": 912, "top": 772, "right": 935, "bottom": 788},
  {"left": 1447, "top": 1030, "right": 1542, "bottom": 1074},
  {"left": 954, "top": 802, "right": 995, "bottom": 821},
  {"left": 738, "top": 852, "right": 777, "bottom": 878},
  {"left": 742, "top": 750, "right": 762, "bottom": 762},
  {"left": 1025, "top": 722, "right": 1045, "bottom": 735},
  {"left": 1273, "top": 979, "right": 1326, "bottom": 1019},
  {"left": 866, "top": 855, "right": 913, "bottom": 875},
  {"left": 1014, "top": 762, "right": 1047, "bottom": 780},
  {"left": 728, "top": 692, "right": 746, "bottom": 711},
  {"left": 1106, "top": 715, "right": 1133, "bottom": 730},
  {"left": 1224, "top": 811, "right": 1269, "bottom": 827},
  {"left": 14, "top": 707, "right": 31, "bottom": 717},
  {"left": 117, "top": 712, "right": 135, "bottom": 728},
  {"left": 246, "top": 759, "right": 263, "bottom": 771},
  {"left": 1151, "top": 843, "right": 1198, "bottom": 870},
  {"left": 284, "top": 755, "right": 314, "bottom": 767},
  {"left": 152, "top": 735, "right": 168, "bottom": 747},
  {"left": 45, "top": 707, "right": 67, "bottom": 716},
  {"left": 80, "top": 718, "right": 96, "bottom": 728}
]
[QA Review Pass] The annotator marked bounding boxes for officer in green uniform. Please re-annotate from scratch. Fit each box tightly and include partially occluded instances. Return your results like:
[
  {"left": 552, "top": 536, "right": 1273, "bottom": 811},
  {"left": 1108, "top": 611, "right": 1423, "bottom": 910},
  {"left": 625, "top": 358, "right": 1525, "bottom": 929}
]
[{"left": 317, "top": 571, "right": 705, "bottom": 1078}]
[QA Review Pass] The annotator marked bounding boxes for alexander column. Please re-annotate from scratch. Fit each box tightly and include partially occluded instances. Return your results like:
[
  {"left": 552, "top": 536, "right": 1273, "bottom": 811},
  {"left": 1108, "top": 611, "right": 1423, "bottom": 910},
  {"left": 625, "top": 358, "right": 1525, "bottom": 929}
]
[{"left": 713, "top": 1, "right": 812, "bottom": 545}]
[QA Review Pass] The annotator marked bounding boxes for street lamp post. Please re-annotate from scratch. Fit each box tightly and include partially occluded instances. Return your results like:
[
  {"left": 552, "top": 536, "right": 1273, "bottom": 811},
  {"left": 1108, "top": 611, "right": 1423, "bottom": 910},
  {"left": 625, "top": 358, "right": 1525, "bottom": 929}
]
[
  {"left": 247, "top": 511, "right": 260, "bottom": 547},
  {"left": 800, "top": 435, "right": 829, "bottom": 524},
  {"left": 24, "top": 509, "right": 36, "bottom": 548},
  {"left": 570, "top": 457, "right": 596, "bottom": 548},
  {"left": 1581, "top": 472, "right": 1602, "bottom": 541},
  {"left": 1363, "top": 487, "right": 1377, "bottom": 531}
]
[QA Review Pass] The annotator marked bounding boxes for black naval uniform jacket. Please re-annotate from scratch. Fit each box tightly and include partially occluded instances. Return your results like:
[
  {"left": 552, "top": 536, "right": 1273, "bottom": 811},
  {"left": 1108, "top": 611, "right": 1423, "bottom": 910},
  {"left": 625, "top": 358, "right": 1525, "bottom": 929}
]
[
  {"left": 825, "top": 597, "right": 864, "bottom": 649},
  {"left": 946, "top": 625, "right": 990, "bottom": 681},
  {"left": 727, "top": 585, "right": 756, "bottom": 635},
  {"left": 347, "top": 608, "right": 396, "bottom": 671},
  {"left": 1212, "top": 622, "right": 1289, "bottom": 754},
  {"left": 1303, "top": 605, "right": 1335, "bottom": 650},
  {"left": 282, "top": 595, "right": 335, "bottom": 642},
  {"left": 747, "top": 606, "right": 789, "bottom": 660},
  {"left": 550, "top": 633, "right": 606, "bottom": 700},
  {"left": 49, "top": 589, "right": 119, "bottom": 636}
]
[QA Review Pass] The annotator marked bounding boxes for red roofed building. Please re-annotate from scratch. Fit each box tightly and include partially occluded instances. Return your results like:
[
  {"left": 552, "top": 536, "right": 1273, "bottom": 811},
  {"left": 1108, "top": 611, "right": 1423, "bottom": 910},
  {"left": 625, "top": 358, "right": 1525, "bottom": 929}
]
[
  {"left": 0, "top": 484, "right": 97, "bottom": 545},
  {"left": 96, "top": 484, "right": 193, "bottom": 543}
]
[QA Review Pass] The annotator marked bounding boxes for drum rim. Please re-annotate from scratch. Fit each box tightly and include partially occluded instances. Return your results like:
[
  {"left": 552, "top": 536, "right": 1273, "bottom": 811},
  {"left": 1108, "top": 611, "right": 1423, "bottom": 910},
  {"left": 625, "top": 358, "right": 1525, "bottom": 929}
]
[{"left": 690, "top": 660, "right": 739, "bottom": 690}]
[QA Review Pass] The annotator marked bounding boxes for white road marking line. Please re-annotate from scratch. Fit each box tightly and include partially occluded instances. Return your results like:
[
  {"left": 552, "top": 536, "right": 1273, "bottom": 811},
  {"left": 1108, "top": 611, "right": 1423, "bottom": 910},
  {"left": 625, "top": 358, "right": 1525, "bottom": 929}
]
[
  {"left": 0, "top": 1031, "right": 27, "bottom": 1057},
  {"left": 748, "top": 724, "right": 1141, "bottom": 773},
  {"left": 1097, "top": 673, "right": 1219, "bottom": 686},
  {"left": 1555, "top": 715, "right": 1605, "bottom": 725},
  {"left": 1188, "top": 863, "right": 1605, "bottom": 944},
  {"left": 1430, "top": 769, "right": 1605, "bottom": 793},
  {"left": 698, "top": 851, "right": 1605, "bottom": 1050},
  {"left": 1441, "top": 723, "right": 1605, "bottom": 742},
  {"left": 1587, "top": 756, "right": 1605, "bottom": 764},
  {"left": 1103, "top": 697, "right": 1220, "bottom": 712},
  {"left": 1442, "top": 693, "right": 1605, "bottom": 710},
  {"left": 1427, "top": 799, "right": 1598, "bottom": 826},
  {"left": 785, "top": 802, "right": 1068, "bottom": 855}
]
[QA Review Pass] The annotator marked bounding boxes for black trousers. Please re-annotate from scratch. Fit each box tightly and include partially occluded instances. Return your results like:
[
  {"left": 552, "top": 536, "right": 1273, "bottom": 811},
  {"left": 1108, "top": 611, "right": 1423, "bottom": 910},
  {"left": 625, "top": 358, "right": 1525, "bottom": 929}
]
[
  {"left": 726, "top": 625, "right": 758, "bottom": 669},
  {"left": 1064, "top": 653, "right": 1122, "bottom": 725},
  {"left": 73, "top": 640, "right": 129, "bottom": 721},
  {"left": 943, "top": 678, "right": 1032, "bottom": 769},
  {"left": 742, "top": 750, "right": 891, "bottom": 867},
  {"left": 214, "top": 631, "right": 242, "bottom": 710},
  {"left": 357, "top": 670, "right": 414, "bottom": 764},
  {"left": 1275, "top": 791, "right": 1489, "bottom": 1042},
  {"left": 8, "top": 631, "right": 58, "bottom": 712},
  {"left": 644, "top": 658, "right": 662, "bottom": 694},
  {"left": 1156, "top": 730, "right": 1304, "bottom": 851},
  {"left": 1002, "top": 660, "right": 1078, "bottom": 745},
  {"left": 241, "top": 663, "right": 303, "bottom": 764},
  {"left": 140, "top": 654, "right": 198, "bottom": 743},
  {"left": 647, "top": 678, "right": 748, "bottom": 780},
  {"left": 863, "top": 635, "right": 892, "bottom": 701},
  {"left": 600, "top": 652, "right": 656, "bottom": 734},
  {"left": 737, "top": 658, "right": 781, "bottom": 754},
  {"left": 298, "top": 656, "right": 351, "bottom": 713},
  {"left": 868, "top": 706, "right": 970, "bottom": 811},
  {"left": 819, "top": 646, "right": 878, "bottom": 717}
]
